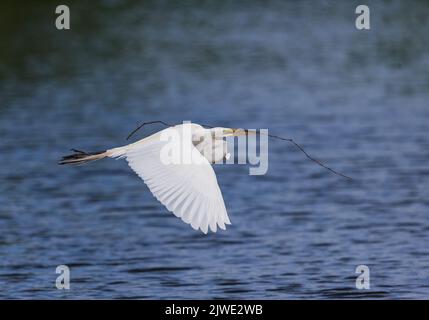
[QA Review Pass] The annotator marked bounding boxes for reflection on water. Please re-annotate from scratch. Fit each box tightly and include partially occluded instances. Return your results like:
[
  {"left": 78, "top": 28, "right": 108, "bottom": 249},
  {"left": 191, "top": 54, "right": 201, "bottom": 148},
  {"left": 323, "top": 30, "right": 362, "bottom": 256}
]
[{"left": 1, "top": 1, "right": 429, "bottom": 299}]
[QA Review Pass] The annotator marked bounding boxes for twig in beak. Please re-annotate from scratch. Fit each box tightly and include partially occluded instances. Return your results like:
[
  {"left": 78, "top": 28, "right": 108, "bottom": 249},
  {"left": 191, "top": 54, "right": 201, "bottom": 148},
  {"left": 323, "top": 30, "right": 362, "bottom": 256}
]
[
  {"left": 126, "top": 121, "right": 172, "bottom": 140},
  {"left": 244, "top": 129, "right": 352, "bottom": 180}
]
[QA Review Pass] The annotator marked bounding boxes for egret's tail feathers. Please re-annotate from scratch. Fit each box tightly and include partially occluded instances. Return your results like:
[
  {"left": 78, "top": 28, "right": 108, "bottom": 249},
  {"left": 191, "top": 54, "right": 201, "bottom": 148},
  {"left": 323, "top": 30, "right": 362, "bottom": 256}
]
[{"left": 58, "top": 149, "right": 107, "bottom": 165}]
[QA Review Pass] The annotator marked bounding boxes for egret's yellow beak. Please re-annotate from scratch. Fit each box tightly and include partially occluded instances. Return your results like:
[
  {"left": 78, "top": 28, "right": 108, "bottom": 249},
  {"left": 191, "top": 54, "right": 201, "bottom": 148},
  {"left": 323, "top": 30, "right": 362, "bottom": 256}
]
[
  {"left": 222, "top": 128, "right": 235, "bottom": 137},
  {"left": 232, "top": 128, "right": 252, "bottom": 136}
]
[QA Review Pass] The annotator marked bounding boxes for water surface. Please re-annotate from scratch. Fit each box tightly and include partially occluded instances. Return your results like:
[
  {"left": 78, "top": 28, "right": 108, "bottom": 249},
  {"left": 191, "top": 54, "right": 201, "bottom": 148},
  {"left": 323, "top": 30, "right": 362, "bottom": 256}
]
[{"left": 0, "top": 1, "right": 429, "bottom": 299}]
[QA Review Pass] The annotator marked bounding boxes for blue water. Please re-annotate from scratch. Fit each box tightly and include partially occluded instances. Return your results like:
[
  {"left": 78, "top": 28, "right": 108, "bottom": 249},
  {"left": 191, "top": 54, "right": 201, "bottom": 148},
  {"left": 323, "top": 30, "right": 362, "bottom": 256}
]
[{"left": 1, "top": 1, "right": 429, "bottom": 299}]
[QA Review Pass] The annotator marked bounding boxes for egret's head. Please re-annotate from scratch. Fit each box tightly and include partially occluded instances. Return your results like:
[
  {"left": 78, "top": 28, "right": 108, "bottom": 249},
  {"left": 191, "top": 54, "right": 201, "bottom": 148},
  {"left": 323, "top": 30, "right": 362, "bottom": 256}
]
[
  {"left": 209, "top": 127, "right": 244, "bottom": 139},
  {"left": 210, "top": 127, "right": 249, "bottom": 139}
]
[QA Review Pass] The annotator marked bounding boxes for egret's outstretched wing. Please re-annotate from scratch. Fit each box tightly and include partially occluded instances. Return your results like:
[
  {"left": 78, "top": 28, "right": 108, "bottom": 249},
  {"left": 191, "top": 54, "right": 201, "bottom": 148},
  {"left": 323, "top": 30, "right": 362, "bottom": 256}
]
[{"left": 120, "top": 131, "right": 230, "bottom": 234}]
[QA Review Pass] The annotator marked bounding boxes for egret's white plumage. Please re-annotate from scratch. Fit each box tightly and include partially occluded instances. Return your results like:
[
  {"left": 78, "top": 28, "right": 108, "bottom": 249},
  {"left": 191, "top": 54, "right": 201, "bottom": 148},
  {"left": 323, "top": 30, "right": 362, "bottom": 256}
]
[{"left": 59, "top": 123, "right": 234, "bottom": 234}]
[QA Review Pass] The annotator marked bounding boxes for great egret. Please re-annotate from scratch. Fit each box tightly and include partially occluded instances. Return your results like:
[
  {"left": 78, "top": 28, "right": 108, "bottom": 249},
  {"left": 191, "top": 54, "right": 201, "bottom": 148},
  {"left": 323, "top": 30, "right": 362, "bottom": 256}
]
[{"left": 59, "top": 121, "right": 350, "bottom": 234}]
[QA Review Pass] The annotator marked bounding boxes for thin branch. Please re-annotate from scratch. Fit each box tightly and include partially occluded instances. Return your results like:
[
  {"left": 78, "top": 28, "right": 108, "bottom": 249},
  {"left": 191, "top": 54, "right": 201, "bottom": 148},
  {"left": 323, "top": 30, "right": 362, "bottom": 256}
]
[
  {"left": 265, "top": 132, "right": 352, "bottom": 180},
  {"left": 126, "top": 120, "right": 172, "bottom": 140}
]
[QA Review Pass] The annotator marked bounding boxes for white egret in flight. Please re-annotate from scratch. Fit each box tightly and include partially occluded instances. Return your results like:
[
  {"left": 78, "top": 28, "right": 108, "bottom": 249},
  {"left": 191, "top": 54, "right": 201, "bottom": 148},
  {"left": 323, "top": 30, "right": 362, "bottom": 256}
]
[{"left": 59, "top": 121, "right": 350, "bottom": 234}]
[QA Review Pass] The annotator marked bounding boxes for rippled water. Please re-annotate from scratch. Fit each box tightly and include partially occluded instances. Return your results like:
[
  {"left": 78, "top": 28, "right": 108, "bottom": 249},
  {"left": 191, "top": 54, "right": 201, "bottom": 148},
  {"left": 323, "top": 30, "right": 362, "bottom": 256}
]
[{"left": 1, "top": 1, "right": 429, "bottom": 299}]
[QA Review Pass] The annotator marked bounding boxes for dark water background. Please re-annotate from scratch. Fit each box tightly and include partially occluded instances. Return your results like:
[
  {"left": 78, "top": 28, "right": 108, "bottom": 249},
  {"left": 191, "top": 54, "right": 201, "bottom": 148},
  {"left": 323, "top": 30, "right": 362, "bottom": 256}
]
[{"left": 1, "top": 0, "right": 429, "bottom": 299}]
